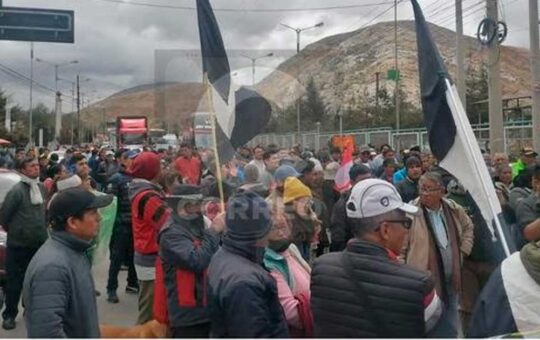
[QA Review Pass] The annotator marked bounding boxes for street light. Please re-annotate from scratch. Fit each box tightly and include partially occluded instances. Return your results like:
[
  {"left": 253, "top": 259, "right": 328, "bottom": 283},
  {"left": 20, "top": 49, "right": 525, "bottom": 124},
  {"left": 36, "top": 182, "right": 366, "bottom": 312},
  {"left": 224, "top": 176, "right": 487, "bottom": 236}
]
[
  {"left": 280, "top": 21, "right": 324, "bottom": 143},
  {"left": 35, "top": 58, "right": 78, "bottom": 91},
  {"left": 240, "top": 52, "right": 274, "bottom": 85}
]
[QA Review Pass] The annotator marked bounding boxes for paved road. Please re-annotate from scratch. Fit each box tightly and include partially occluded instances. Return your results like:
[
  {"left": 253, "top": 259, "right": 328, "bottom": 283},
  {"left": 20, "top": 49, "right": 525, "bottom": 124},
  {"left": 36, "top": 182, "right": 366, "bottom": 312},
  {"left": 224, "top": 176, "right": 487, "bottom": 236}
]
[{"left": 0, "top": 259, "right": 139, "bottom": 338}]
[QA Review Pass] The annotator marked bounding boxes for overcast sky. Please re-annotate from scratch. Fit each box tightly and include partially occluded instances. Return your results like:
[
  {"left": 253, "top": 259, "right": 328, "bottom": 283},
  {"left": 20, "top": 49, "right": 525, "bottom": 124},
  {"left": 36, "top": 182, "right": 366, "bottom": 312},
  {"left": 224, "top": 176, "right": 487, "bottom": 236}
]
[{"left": 0, "top": 0, "right": 531, "bottom": 112}]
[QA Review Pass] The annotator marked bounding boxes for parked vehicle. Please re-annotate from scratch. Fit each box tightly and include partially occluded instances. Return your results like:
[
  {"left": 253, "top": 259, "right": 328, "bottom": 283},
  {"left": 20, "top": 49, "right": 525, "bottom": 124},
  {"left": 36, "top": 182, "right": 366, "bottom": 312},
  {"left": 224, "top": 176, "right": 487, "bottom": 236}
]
[{"left": 117, "top": 116, "right": 149, "bottom": 150}]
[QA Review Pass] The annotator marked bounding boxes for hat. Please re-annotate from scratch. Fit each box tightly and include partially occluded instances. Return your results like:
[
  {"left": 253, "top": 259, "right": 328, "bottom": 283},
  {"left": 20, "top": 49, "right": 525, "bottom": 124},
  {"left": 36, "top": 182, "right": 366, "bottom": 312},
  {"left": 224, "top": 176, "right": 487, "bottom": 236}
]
[
  {"left": 128, "top": 151, "right": 160, "bottom": 181},
  {"left": 57, "top": 175, "right": 83, "bottom": 192},
  {"left": 274, "top": 165, "right": 300, "bottom": 182},
  {"left": 283, "top": 177, "right": 312, "bottom": 204},
  {"left": 324, "top": 161, "right": 340, "bottom": 180},
  {"left": 346, "top": 178, "right": 418, "bottom": 218},
  {"left": 349, "top": 163, "right": 371, "bottom": 181},
  {"left": 521, "top": 147, "right": 538, "bottom": 157},
  {"left": 166, "top": 184, "right": 203, "bottom": 209},
  {"left": 309, "top": 158, "right": 324, "bottom": 172},
  {"left": 49, "top": 187, "right": 114, "bottom": 222},
  {"left": 359, "top": 145, "right": 370, "bottom": 153},
  {"left": 105, "top": 150, "right": 114, "bottom": 156},
  {"left": 243, "top": 163, "right": 260, "bottom": 184},
  {"left": 225, "top": 191, "right": 272, "bottom": 242}
]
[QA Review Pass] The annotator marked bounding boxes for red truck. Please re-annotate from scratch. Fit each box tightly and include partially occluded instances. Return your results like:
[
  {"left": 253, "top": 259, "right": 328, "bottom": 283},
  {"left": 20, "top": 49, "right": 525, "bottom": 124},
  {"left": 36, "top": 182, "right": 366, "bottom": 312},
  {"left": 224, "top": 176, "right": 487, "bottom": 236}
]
[{"left": 116, "top": 116, "right": 149, "bottom": 150}]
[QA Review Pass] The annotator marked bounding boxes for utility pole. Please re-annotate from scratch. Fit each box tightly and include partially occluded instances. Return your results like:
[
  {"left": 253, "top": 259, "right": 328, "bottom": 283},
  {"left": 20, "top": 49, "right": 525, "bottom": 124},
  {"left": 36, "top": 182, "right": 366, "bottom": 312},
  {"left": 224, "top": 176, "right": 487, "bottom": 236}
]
[
  {"left": 529, "top": 0, "right": 540, "bottom": 151},
  {"left": 70, "top": 83, "right": 75, "bottom": 145},
  {"left": 76, "top": 74, "right": 80, "bottom": 145},
  {"left": 375, "top": 72, "right": 380, "bottom": 110},
  {"left": 54, "top": 91, "right": 62, "bottom": 141},
  {"left": 29, "top": 42, "right": 34, "bottom": 147},
  {"left": 455, "top": 0, "right": 467, "bottom": 106},
  {"left": 487, "top": 0, "right": 505, "bottom": 153},
  {"left": 394, "top": 0, "right": 401, "bottom": 151}
]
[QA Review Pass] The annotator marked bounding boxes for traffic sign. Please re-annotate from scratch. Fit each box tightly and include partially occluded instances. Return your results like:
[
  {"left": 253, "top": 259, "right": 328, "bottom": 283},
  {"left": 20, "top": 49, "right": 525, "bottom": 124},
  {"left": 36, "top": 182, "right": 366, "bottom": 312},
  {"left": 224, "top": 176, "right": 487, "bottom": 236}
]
[{"left": 0, "top": 6, "right": 74, "bottom": 43}]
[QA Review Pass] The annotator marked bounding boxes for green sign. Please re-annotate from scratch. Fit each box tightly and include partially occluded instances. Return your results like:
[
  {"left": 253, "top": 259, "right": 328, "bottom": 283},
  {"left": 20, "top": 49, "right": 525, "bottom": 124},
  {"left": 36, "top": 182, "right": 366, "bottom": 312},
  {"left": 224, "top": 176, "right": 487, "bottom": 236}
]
[
  {"left": 0, "top": 6, "right": 74, "bottom": 43},
  {"left": 387, "top": 69, "right": 400, "bottom": 81}
]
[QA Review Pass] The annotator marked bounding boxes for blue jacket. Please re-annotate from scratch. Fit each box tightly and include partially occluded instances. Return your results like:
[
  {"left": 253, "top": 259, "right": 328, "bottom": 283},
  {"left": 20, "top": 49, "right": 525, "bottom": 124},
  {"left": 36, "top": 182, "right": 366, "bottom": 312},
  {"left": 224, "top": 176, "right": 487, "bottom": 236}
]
[{"left": 207, "top": 236, "right": 289, "bottom": 338}]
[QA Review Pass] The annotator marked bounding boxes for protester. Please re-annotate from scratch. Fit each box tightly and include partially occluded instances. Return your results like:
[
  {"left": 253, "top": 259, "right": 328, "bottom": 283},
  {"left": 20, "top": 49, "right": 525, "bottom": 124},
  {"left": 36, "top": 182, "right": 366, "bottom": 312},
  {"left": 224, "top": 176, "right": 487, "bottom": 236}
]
[
  {"left": 174, "top": 143, "right": 202, "bottom": 185},
  {"left": 493, "top": 152, "right": 510, "bottom": 166},
  {"left": 0, "top": 157, "right": 47, "bottom": 331},
  {"left": 266, "top": 164, "right": 301, "bottom": 208},
  {"left": 356, "top": 145, "right": 372, "bottom": 169},
  {"left": 396, "top": 156, "right": 423, "bottom": 203},
  {"left": 248, "top": 145, "right": 266, "bottom": 176},
  {"left": 23, "top": 188, "right": 113, "bottom": 337},
  {"left": 509, "top": 167, "right": 534, "bottom": 213},
  {"left": 43, "top": 163, "right": 69, "bottom": 198},
  {"left": 106, "top": 150, "right": 139, "bottom": 304},
  {"left": 283, "top": 177, "right": 320, "bottom": 262},
  {"left": 207, "top": 192, "right": 289, "bottom": 338},
  {"left": 260, "top": 149, "right": 279, "bottom": 189},
  {"left": 155, "top": 185, "right": 220, "bottom": 337},
  {"left": 468, "top": 240, "right": 540, "bottom": 337},
  {"left": 321, "top": 161, "right": 340, "bottom": 220},
  {"left": 512, "top": 147, "right": 538, "bottom": 179},
  {"left": 128, "top": 151, "right": 171, "bottom": 325},
  {"left": 72, "top": 152, "right": 91, "bottom": 179},
  {"left": 237, "top": 163, "right": 269, "bottom": 197},
  {"left": 516, "top": 165, "right": 540, "bottom": 245},
  {"left": 402, "top": 171, "right": 474, "bottom": 337},
  {"left": 38, "top": 154, "right": 49, "bottom": 182},
  {"left": 379, "top": 158, "right": 397, "bottom": 182},
  {"left": 264, "top": 208, "right": 313, "bottom": 337},
  {"left": 311, "top": 178, "right": 442, "bottom": 337},
  {"left": 494, "top": 163, "right": 513, "bottom": 205},
  {"left": 329, "top": 164, "right": 371, "bottom": 251}
]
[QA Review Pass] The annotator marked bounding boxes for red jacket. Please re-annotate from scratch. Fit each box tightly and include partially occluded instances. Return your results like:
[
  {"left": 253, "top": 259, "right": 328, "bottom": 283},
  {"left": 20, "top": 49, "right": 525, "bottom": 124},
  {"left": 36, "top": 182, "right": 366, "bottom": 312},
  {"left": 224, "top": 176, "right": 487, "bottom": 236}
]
[{"left": 128, "top": 179, "right": 171, "bottom": 255}]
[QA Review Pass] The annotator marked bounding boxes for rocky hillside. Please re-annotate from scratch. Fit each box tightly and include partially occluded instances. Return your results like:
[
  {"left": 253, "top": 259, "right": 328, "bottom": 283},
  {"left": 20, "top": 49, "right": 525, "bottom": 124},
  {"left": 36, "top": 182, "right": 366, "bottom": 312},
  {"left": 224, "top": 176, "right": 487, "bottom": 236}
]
[
  {"left": 256, "top": 20, "right": 531, "bottom": 112},
  {"left": 82, "top": 20, "right": 531, "bottom": 130}
]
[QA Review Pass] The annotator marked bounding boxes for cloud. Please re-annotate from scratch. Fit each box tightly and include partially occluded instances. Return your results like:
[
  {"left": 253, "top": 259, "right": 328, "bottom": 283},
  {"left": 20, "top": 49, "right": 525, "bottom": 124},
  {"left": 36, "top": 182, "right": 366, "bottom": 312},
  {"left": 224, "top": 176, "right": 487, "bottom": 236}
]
[{"left": 0, "top": 0, "right": 530, "bottom": 111}]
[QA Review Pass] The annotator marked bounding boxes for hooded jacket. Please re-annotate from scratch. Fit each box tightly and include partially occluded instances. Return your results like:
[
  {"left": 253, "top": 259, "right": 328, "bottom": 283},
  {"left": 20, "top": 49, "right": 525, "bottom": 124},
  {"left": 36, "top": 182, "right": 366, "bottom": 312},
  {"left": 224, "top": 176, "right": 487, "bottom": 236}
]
[
  {"left": 207, "top": 235, "right": 289, "bottom": 338},
  {"left": 128, "top": 179, "right": 171, "bottom": 267}
]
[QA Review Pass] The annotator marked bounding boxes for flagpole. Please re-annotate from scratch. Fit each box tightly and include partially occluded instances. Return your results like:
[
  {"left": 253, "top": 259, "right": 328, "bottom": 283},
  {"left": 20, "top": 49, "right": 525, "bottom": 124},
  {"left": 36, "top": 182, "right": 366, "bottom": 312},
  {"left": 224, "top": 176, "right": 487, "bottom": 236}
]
[
  {"left": 204, "top": 72, "right": 226, "bottom": 213},
  {"left": 444, "top": 78, "right": 511, "bottom": 257}
]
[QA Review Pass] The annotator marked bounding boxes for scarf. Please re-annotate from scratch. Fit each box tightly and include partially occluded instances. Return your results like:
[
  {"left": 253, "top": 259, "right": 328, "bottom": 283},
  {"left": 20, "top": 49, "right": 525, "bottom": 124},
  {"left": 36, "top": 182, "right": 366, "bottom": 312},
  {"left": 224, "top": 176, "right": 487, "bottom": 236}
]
[
  {"left": 520, "top": 241, "right": 540, "bottom": 285},
  {"left": 19, "top": 174, "right": 43, "bottom": 205}
]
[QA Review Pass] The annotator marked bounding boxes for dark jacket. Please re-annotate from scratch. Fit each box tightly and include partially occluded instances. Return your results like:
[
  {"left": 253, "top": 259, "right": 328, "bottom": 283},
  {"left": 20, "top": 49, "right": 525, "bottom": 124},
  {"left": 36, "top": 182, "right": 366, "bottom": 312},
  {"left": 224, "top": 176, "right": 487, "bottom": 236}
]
[
  {"left": 0, "top": 181, "right": 47, "bottom": 248},
  {"left": 157, "top": 214, "right": 220, "bottom": 327},
  {"left": 108, "top": 169, "right": 133, "bottom": 231},
  {"left": 23, "top": 231, "right": 99, "bottom": 338},
  {"left": 396, "top": 177, "right": 419, "bottom": 203},
  {"left": 207, "top": 236, "right": 289, "bottom": 338},
  {"left": 329, "top": 190, "right": 352, "bottom": 252},
  {"left": 311, "top": 240, "right": 436, "bottom": 338},
  {"left": 516, "top": 193, "right": 539, "bottom": 249}
]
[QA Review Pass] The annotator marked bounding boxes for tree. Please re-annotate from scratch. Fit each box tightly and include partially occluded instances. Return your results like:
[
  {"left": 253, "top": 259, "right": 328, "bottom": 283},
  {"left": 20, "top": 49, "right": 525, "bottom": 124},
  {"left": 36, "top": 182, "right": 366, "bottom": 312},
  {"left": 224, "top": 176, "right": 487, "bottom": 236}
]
[
  {"left": 466, "top": 64, "right": 489, "bottom": 125},
  {"left": 302, "top": 77, "right": 326, "bottom": 129}
]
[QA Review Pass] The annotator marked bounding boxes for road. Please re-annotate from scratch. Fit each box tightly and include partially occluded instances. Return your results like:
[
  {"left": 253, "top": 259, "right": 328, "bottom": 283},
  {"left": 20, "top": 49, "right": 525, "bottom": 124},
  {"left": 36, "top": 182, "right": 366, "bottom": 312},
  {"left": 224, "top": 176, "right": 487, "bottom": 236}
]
[{"left": 0, "top": 258, "right": 138, "bottom": 338}]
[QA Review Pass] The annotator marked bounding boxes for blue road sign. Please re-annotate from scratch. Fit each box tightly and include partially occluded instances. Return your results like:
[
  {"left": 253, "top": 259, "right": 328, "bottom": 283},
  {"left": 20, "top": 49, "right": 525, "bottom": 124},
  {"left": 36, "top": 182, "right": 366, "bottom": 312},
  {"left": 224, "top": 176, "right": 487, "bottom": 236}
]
[{"left": 0, "top": 6, "right": 74, "bottom": 43}]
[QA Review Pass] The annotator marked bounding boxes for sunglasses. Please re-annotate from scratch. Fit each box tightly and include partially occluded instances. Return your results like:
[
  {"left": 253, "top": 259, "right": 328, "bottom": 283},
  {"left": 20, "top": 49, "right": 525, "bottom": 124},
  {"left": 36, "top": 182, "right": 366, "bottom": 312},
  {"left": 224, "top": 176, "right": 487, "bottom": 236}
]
[{"left": 383, "top": 218, "right": 413, "bottom": 230}]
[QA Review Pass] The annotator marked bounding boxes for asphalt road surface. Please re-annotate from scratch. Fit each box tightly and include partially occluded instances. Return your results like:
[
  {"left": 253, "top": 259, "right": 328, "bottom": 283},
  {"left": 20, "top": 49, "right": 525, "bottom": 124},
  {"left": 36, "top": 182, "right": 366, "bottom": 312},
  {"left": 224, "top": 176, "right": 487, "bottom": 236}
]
[{"left": 0, "top": 258, "right": 139, "bottom": 338}]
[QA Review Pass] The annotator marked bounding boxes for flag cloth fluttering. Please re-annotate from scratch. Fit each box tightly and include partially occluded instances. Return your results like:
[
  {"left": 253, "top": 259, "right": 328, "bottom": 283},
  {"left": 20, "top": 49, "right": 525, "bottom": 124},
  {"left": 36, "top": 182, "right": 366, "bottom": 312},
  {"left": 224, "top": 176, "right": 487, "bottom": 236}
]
[
  {"left": 196, "top": 0, "right": 272, "bottom": 163},
  {"left": 411, "top": 0, "right": 513, "bottom": 257}
]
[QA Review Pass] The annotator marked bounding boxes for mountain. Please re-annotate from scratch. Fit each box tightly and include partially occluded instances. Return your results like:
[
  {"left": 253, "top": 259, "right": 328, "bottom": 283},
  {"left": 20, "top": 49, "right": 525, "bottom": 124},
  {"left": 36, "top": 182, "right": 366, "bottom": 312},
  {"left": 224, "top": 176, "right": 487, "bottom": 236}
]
[
  {"left": 256, "top": 20, "right": 531, "bottom": 112},
  {"left": 81, "top": 20, "right": 531, "bottom": 132}
]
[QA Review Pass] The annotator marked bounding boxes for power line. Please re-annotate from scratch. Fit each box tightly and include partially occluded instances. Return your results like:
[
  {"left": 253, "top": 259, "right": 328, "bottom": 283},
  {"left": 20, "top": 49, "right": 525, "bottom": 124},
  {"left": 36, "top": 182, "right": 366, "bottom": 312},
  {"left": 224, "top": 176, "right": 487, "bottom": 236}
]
[{"left": 91, "top": 0, "right": 396, "bottom": 12}]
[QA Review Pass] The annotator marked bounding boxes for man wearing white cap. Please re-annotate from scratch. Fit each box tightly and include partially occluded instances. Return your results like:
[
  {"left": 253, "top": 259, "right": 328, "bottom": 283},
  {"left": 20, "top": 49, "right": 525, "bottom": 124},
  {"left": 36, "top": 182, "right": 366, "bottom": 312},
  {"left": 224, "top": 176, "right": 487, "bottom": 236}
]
[{"left": 311, "top": 178, "right": 442, "bottom": 337}]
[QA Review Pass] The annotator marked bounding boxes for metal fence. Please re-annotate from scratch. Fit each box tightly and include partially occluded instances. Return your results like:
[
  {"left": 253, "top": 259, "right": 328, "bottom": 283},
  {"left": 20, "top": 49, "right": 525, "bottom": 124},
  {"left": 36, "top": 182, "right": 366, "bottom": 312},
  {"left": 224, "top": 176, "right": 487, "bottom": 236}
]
[{"left": 249, "top": 122, "right": 533, "bottom": 156}]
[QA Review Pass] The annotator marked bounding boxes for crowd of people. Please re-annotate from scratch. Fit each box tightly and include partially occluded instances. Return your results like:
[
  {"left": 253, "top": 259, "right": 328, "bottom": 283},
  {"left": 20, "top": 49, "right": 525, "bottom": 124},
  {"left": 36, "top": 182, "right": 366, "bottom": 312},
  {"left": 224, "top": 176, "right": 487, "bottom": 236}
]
[{"left": 0, "top": 140, "right": 539, "bottom": 338}]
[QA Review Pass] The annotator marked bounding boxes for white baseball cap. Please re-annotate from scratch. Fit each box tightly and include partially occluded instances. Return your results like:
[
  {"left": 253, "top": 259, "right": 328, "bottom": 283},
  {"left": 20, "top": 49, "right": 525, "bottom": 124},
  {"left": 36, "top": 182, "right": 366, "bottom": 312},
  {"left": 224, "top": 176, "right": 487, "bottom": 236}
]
[{"left": 346, "top": 178, "right": 418, "bottom": 218}]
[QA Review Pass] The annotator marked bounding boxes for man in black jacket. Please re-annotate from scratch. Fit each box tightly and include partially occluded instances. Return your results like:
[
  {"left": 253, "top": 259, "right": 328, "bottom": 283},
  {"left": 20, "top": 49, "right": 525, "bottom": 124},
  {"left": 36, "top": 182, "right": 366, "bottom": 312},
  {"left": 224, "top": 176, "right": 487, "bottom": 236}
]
[
  {"left": 329, "top": 163, "right": 371, "bottom": 251},
  {"left": 157, "top": 185, "right": 220, "bottom": 337},
  {"left": 312, "top": 179, "right": 442, "bottom": 337},
  {"left": 395, "top": 156, "right": 423, "bottom": 203},
  {"left": 106, "top": 150, "right": 139, "bottom": 303},
  {"left": 208, "top": 191, "right": 289, "bottom": 338},
  {"left": 0, "top": 157, "right": 47, "bottom": 330},
  {"left": 23, "top": 188, "right": 113, "bottom": 337}
]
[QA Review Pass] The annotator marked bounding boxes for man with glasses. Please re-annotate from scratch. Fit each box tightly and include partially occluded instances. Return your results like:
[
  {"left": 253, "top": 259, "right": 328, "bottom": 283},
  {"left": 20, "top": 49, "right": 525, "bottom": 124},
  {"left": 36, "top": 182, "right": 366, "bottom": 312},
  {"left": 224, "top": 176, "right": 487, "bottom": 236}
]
[
  {"left": 311, "top": 178, "right": 442, "bottom": 337},
  {"left": 402, "top": 172, "right": 474, "bottom": 337}
]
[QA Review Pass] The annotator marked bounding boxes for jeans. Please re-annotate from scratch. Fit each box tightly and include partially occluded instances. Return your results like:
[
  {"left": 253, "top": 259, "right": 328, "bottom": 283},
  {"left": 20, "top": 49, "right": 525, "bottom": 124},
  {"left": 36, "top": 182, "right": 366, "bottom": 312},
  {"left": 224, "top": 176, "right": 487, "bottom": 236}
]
[
  {"left": 106, "top": 229, "right": 137, "bottom": 293},
  {"left": 428, "top": 288, "right": 460, "bottom": 338},
  {"left": 2, "top": 246, "right": 38, "bottom": 320},
  {"left": 137, "top": 280, "right": 154, "bottom": 325}
]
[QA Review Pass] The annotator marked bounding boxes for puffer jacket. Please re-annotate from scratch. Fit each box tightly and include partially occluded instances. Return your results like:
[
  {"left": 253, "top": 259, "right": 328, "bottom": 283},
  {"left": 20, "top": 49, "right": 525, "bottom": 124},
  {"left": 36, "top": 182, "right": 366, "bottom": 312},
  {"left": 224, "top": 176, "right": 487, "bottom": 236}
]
[
  {"left": 23, "top": 231, "right": 99, "bottom": 338},
  {"left": 311, "top": 240, "right": 437, "bottom": 337},
  {"left": 108, "top": 169, "right": 133, "bottom": 232},
  {"left": 207, "top": 236, "right": 289, "bottom": 338},
  {"left": 329, "top": 190, "right": 353, "bottom": 252}
]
